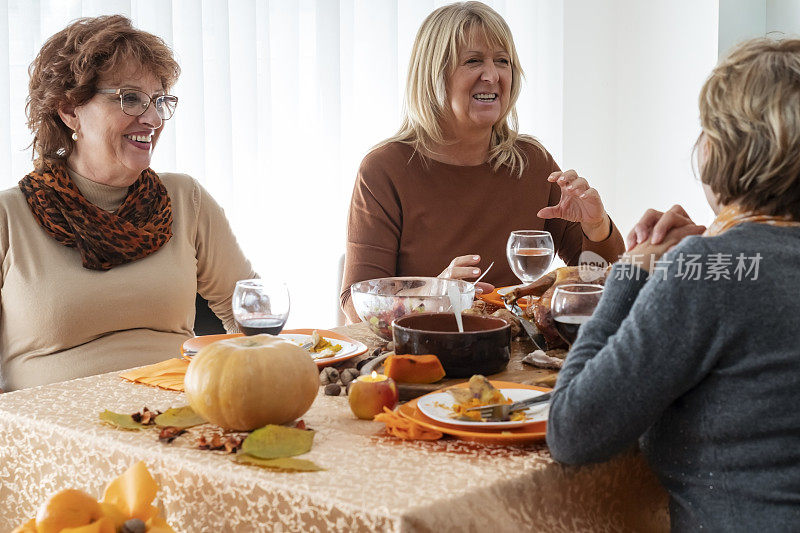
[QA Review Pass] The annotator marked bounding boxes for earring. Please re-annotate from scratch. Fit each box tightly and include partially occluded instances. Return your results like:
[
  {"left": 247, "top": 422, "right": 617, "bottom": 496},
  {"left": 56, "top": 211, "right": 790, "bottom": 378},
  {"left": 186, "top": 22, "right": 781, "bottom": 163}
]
[{"left": 71, "top": 131, "right": 78, "bottom": 141}]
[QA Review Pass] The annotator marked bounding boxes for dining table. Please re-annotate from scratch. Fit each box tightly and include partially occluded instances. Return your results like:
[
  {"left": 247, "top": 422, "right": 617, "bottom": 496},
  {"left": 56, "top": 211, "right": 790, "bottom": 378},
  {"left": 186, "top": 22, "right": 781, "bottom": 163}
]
[{"left": 0, "top": 322, "right": 669, "bottom": 532}]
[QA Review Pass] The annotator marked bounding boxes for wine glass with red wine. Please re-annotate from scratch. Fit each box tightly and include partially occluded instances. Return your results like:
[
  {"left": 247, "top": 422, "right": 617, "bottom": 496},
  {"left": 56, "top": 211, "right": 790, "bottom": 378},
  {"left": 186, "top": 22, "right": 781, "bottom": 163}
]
[
  {"left": 232, "top": 279, "right": 290, "bottom": 336},
  {"left": 506, "top": 230, "right": 555, "bottom": 284},
  {"left": 550, "top": 284, "right": 604, "bottom": 345}
]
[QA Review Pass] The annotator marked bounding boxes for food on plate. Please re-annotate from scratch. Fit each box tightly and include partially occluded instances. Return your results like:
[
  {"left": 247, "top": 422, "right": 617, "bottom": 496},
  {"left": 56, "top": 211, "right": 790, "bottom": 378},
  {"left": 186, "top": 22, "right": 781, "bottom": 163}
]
[
  {"left": 184, "top": 335, "right": 319, "bottom": 431},
  {"left": 446, "top": 375, "right": 526, "bottom": 422},
  {"left": 348, "top": 371, "right": 399, "bottom": 420},
  {"left": 303, "top": 330, "right": 343, "bottom": 359},
  {"left": 383, "top": 354, "right": 446, "bottom": 383},
  {"left": 503, "top": 266, "right": 610, "bottom": 348}
]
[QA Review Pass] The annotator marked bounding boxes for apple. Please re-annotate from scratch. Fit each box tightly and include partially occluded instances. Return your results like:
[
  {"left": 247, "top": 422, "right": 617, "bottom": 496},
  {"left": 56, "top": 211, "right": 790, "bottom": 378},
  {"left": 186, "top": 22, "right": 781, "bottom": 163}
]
[{"left": 348, "top": 372, "right": 399, "bottom": 420}]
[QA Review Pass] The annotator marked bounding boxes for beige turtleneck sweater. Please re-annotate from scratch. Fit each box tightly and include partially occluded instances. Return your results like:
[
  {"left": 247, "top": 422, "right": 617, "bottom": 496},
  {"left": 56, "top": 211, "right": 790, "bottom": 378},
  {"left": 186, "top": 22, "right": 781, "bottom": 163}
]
[{"left": 0, "top": 170, "right": 256, "bottom": 391}]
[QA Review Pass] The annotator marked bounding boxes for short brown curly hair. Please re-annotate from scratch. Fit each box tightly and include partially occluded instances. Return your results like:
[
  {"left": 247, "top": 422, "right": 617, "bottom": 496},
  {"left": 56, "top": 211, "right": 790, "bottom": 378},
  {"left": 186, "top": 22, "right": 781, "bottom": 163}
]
[
  {"left": 696, "top": 37, "right": 800, "bottom": 219},
  {"left": 26, "top": 15, "right": 180, "bottom": 171}
]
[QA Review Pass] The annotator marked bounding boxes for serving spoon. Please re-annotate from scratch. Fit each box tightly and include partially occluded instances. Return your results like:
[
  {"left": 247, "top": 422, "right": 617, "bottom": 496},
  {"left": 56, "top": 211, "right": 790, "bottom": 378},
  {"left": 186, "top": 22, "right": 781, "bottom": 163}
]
[
  {"left": 447, "top": 283, "right": 465, "bottom": 333},
  {"left": 471, "top": 261, "right": 494, "bottom": 289}
]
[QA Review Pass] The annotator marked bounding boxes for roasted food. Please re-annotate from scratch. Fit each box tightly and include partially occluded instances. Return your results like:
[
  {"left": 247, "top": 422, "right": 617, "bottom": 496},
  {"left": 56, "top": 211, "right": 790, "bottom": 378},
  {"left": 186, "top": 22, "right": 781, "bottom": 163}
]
[
  {"left": 446, "top": 375, "right": 526, "bottom": 422},
  {"left": 503, "top": 266, "right": 610, "bottom": 348},
  {"left": 464, "top": 304, "right": 522, "bottom": 337}
]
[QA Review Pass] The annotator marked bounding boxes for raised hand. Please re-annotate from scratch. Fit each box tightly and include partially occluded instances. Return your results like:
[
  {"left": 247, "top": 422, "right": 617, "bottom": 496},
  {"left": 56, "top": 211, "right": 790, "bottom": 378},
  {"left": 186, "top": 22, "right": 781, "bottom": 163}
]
[{"left": 537, "top": 170, "right": 610, "bottom": 240}]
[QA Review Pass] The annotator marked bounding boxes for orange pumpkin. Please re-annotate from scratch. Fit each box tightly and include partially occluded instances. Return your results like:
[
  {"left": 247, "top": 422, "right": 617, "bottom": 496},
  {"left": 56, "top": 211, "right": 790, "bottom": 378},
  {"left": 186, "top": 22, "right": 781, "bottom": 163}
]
[
  {"left": 384, "top": 354, "right": 446, "bottom": 383},
  {"left": 184, "top": 335, "right": 319, "bottom": 431}
]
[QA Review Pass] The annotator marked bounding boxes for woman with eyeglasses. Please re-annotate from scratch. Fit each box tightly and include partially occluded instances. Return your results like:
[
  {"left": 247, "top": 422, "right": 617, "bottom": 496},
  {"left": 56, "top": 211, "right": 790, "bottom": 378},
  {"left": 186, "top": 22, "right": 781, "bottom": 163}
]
[{"left": 0, "top": 15, "right": 255, "bottom": 391}]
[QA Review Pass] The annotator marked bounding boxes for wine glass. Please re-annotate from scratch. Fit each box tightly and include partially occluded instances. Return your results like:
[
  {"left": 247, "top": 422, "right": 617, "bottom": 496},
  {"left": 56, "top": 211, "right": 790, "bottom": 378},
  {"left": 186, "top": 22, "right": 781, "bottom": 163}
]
[
  {"left": 506, "top": 230, "right": 555, "bottom": 284},
  {"left": 232, "top": 279, "right": 290, "bottom": 335},
  {"left": 550, "top": 284, "right": 604, "bottom": 345}
]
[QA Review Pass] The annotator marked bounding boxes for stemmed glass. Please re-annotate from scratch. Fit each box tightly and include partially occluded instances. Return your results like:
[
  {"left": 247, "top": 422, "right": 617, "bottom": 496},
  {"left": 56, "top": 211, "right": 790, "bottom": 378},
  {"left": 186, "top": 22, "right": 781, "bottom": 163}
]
[
  {"left": 506, "top": 230, "right": 555, "bottom": 284},
  {"left": 550, "top": 284, "right": 604, "bottom": 345},
  {"left": 232, "top": 279, "right": 290, "bottom": 336}
]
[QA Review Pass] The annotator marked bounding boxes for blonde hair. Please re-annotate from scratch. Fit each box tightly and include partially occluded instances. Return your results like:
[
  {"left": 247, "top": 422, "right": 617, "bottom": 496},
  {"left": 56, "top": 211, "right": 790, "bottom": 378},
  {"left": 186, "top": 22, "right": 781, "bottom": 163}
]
[
  {"left": 696, "top": 37, "right": 800, "bottom": 219},
  {"left": 378, "top": 1, "right": 542, "bottom": 176}
]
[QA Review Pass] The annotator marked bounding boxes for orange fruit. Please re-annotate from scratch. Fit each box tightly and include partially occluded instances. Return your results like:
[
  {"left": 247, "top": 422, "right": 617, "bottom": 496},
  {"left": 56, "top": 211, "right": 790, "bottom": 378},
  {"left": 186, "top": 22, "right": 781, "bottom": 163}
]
[{"left": 35, "top": 489, "right": 102, "bottom": 533}]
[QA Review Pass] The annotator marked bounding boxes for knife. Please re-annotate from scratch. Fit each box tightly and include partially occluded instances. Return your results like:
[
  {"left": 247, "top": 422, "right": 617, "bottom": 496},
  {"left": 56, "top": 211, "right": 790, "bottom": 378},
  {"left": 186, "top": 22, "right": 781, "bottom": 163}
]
[{"left": 518, "top": 317, "right": 546, "bottom": 351}]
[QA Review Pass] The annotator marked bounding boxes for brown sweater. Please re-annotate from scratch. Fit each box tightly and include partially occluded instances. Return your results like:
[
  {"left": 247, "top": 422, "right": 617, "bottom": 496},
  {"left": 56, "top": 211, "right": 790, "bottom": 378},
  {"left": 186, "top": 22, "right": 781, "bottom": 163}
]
[
  {"left": 0, "top": 170, "right": 256, "bottom": 391},
  {"left": 341, "top": 141, "right": 624, "bottom": 311}
]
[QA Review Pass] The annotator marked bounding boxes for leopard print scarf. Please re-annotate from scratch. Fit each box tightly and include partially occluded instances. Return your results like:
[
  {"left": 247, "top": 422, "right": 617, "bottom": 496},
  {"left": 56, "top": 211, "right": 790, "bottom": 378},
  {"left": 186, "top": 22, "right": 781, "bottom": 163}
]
[{"left": 19, "top": 163, "right": 173, "bottom": 271}]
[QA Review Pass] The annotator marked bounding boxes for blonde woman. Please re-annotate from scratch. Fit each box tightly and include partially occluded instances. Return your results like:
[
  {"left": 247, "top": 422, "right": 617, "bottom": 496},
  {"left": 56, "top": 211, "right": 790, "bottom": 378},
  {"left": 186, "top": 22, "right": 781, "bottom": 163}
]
[
  {"left": 547, "top": 39, "right": 800, "bottom": 529},
  {"left": 340, "top": 1, "right": 624, "bottom": 321}
]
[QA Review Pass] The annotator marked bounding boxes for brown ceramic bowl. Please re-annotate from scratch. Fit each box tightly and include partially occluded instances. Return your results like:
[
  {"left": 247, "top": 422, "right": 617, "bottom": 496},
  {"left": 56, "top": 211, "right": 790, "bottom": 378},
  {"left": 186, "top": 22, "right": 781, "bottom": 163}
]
[{"left": 392, "top": 312, "right": 511, "bottom": 378}]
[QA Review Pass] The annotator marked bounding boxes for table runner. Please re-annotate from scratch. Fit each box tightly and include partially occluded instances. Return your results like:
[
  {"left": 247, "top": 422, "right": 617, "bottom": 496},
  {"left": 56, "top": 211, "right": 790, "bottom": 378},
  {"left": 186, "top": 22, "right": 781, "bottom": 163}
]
[{"left": 0, "top": 371, "right": 668, "bottom": 532}]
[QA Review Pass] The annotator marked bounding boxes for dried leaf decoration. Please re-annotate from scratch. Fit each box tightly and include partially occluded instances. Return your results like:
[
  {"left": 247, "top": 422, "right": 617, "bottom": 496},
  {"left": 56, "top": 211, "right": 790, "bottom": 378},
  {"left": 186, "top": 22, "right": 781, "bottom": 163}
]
[
  {"left": 154, "top": 406, "right": 206, "bottom": 428},
  {"left": 99, "top": 410, "right": 146, "bottom": 431},
  {"left": 131, "top": 407, "right": 161, "bottom": 425},
  {"left": 240, "top": 425, "right": 315, "bottom": 459},
  {"left": 158, "top": 427, "right": 187, "bottom": 443},
  {"left": 197, "top": 432, "right": 245, "bottom": 454},
  {"left": 235, "top": 455, "right": 324, "bottom": 472}
]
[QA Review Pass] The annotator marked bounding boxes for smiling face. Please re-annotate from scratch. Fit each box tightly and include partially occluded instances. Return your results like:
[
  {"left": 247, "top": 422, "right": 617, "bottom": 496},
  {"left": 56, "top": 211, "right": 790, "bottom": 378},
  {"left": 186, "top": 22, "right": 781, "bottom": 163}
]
[
  {"left": 62, "top": 65, "right": 165, "bottom": 187},
  {"left": 444, "top": 28, "right": 512, "bottom": 140}
]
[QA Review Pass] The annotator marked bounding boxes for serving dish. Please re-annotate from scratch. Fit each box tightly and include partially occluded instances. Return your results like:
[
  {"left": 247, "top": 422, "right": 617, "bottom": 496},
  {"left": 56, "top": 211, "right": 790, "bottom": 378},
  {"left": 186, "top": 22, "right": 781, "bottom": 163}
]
[{"left": 392, "top": 312, "right": 511, "bottom": 378}]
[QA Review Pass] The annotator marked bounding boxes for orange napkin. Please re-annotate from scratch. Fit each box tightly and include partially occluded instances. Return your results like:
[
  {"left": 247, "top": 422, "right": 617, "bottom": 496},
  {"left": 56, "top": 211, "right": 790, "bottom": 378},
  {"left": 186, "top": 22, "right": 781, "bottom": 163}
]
[
  {"left": 120, "top": 358, "right": 189, "bottom": 392},
  {"left": 374, "top": 407, "right": 443, "bottom": 441},
  {"left": 14, "top": 462, "right": 174, "bottom": 532}
]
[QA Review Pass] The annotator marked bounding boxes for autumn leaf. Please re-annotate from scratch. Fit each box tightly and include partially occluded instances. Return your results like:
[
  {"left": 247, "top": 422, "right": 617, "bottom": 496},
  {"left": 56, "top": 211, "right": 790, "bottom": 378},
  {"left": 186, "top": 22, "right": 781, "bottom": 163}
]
[
  {"left": 99, "top": 410, "right": 145, "bottom": 430},
  {"left": 154, "top": 406, "right": 206, "bottom": 428},
  {"left": 235, "top": 454, "right": 324, "bottom": 471},
  {"left": 240, "top": 425, "right": 315, "bottom": 459}
]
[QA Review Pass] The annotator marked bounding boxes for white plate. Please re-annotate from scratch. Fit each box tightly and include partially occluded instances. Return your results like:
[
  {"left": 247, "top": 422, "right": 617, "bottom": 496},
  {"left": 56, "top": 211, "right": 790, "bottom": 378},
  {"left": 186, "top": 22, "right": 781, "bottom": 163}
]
[
  {"left": 416, "top": 388, "right": 549, "bottom": 430},
  {"left": 278, "top": 333, "right": 362, "bottom": 362}
]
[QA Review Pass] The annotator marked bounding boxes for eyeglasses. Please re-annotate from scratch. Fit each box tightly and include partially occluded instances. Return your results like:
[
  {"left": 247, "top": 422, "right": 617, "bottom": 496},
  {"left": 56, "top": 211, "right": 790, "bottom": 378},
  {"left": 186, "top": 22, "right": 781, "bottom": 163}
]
[{"left": 96, "top": 88, "right": 179, "bottom": 120}]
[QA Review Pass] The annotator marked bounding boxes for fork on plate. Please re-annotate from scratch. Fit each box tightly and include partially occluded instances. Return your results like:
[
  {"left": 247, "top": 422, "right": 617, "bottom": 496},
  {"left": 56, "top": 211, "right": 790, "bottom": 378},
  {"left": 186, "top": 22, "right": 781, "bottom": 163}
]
[{"left": 465, "top": 391, "right": 552, "bottom": 421}]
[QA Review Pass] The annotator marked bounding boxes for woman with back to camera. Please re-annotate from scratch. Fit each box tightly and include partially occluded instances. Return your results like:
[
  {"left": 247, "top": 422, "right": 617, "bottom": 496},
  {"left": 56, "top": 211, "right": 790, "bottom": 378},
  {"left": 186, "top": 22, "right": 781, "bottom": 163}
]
[
  {"left": 340, "top": 1, "right": 625, "bottom": 322},
  {"left": 547, "top": 38, "right": 800, "bottom": 530},
  {"left": 0, "top": 15, "right": 256, "bottom": 392}
]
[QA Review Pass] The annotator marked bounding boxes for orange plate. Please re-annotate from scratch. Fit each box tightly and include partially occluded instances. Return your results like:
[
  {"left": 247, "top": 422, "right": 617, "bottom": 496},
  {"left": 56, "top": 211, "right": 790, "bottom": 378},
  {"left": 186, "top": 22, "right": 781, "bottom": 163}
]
[
  {"left": 181, "top": 329, "right": 367, "bottom": 368},
  {"left": 396, "top": 380, "right": 551, "bottom": 445},
  {"left": 478, "top": 287, "right": 533, "bottom": 309}
]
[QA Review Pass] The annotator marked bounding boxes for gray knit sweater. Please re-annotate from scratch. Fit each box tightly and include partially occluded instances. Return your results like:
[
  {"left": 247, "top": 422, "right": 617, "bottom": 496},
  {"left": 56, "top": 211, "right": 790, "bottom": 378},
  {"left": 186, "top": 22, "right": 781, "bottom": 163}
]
[{"left": 547, "top": 223, "right": 800, "bottom": 532}]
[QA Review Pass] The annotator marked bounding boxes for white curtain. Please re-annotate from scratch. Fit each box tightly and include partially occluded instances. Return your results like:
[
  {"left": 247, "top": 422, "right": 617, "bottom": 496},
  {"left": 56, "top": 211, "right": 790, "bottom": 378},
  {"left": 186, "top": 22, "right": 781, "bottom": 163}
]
[
  {"left": 0, "top": 0, "right": 725, "bottom": 328},
  {"left": 0, "top": 0, "right": 559, "bottom": 328}
]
